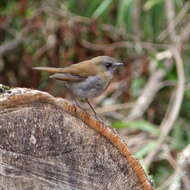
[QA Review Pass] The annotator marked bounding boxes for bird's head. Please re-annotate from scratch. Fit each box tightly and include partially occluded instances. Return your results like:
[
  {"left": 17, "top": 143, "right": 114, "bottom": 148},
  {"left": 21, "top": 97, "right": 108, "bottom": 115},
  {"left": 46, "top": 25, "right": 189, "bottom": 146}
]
[{"left": 92, "top": 56, "right": 123, "bottom": 75}]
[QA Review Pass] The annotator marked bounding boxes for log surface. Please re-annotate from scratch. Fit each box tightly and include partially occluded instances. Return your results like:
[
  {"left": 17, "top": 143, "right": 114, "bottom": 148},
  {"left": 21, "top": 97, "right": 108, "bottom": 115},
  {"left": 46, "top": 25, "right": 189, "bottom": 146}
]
[{"left": 0, "top": 86, "right": 153, "bottom": 190}]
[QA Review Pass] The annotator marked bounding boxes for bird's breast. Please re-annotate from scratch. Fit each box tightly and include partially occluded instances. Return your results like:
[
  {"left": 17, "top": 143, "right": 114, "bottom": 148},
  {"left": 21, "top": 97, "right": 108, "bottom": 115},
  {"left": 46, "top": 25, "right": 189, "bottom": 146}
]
[{"left": 70, "top": 75, "right": 111, "bottom": 99}]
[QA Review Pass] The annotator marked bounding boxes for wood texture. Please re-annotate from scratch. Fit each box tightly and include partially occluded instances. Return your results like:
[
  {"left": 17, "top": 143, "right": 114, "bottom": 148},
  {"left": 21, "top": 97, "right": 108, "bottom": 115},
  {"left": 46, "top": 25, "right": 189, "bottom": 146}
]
[{"left": 0, "top": 86, "right": 153, "bottom": 190}]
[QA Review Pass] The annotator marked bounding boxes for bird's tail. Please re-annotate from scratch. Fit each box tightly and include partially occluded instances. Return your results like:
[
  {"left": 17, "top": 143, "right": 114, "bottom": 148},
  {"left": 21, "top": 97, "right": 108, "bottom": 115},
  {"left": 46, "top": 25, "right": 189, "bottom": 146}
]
[{"left": 33, "top": 67, "right": 63, "bottom": 73}]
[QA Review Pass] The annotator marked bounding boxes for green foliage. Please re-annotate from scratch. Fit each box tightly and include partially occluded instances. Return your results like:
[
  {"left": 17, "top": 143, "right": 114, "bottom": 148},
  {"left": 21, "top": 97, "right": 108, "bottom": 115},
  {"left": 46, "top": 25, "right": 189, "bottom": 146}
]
[
  {"left": 117, "top": 0, "right": 133, "bottom": 30},
  {"left": 131, "top": 77, "right": 146, "bottom": 97},
  {"left": 0, "top": 0, "right": 18, "bottom": 14},
  {"left": 113, "top": 120, "right": 159, "bottom": 135},
  {"left": 135, "top": 141, "right": 158, "bottom": 158},
  {"left": 170, "top": 120, "right": 189, "bottom": 150},
  {"left": 152, "top": 160, "right": 173, "bottom": 187},
  {"left": 85, "top": 0, "right": 102, "bottom": 17},
  {"left": 144, "top": 0, "right": 164, "bottom": 11},
  {"left": 92, "top": 0, "right": 113, "bottom": 19}
]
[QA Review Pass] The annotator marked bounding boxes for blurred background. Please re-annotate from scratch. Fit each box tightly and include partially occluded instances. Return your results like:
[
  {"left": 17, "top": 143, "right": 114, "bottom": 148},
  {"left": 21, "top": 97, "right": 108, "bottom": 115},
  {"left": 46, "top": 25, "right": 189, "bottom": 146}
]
[{"left": 0, "top": 0, "right": 190, "bottom": 189}]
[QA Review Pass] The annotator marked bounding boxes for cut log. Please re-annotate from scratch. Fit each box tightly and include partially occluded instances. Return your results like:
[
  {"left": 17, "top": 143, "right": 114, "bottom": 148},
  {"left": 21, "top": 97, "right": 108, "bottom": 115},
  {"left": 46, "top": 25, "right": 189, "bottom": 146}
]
[{"left": 0, "top": 85, "right": 153, "bottom": 190}]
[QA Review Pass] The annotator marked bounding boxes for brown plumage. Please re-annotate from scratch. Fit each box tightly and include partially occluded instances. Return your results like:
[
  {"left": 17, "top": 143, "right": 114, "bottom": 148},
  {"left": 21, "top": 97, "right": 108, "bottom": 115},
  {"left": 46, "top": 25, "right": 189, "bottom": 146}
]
[{"left": 33, "top": 56, "right": 123, "bottom": 116}]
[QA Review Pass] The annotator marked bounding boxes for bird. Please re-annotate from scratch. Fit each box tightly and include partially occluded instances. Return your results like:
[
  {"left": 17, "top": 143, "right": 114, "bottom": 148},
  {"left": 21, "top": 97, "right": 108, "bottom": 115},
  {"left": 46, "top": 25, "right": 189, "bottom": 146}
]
[{"left": 33, "top": 56, "right": 123, "bottom": 116}]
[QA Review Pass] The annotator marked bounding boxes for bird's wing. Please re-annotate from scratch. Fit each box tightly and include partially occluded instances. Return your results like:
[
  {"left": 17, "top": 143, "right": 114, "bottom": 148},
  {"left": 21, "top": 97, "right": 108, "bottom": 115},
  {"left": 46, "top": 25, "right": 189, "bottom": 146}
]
[
  {"left": 33, "top": 60, "right": 99, "bottom": 77},
  {"left": 33, "top": 67, "right": 85, "bottom": 81},
  {"left": 50, "top": 73, "right": 85, "bottom": 81},
  {"left": 58, "top": 61, "right": 99, "bottom": 77}
]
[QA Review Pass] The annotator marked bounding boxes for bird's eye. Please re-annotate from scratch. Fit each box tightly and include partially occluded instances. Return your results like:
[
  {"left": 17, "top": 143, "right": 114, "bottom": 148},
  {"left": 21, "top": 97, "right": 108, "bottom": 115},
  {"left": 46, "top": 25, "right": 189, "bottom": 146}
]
[{"left": 105, "top": 62, "right": 113, "bottom": 69}]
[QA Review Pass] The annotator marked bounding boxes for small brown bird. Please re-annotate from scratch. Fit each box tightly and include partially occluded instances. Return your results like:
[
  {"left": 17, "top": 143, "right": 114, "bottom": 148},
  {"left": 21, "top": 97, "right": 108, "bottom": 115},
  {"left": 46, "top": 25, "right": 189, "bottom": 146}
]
[{"left": 33, "top": 56, "right": 123, "bottom": 115}]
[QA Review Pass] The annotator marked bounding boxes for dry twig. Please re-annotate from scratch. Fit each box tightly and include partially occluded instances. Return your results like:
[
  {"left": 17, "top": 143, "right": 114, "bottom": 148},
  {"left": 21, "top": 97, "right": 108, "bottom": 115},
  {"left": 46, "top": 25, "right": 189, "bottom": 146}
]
[
  {"left": 81, "top": 39, "right": 169, "bottom": 51},
  {"left": 168, "top": 145, "right": 190, "bottom": 190},
  {"left": 158, "top": 1, "right": 190, "bottom": 40},
  {"left": 96, "top": 102, "right": 134, "bottom": 114},
  {"left": 125, "top": 69, "right": 165, "bottom": 121},
  {"left": 0, "top": 33, "right": 24, "bottom": 56}
]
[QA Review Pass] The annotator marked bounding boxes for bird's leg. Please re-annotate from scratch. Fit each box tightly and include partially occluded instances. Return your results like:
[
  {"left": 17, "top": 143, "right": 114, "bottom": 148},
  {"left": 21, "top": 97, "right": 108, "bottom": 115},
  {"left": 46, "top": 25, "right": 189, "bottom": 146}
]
[
  {"left": 85, "top": 98, "right": 98, "bottom": 118},
  {"left": 85, "top": 99, "right": 103, "bottom": 121}
]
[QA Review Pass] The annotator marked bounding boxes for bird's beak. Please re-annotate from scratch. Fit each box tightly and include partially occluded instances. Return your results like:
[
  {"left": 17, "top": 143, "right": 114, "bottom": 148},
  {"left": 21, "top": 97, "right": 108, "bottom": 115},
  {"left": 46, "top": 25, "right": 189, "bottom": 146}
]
[{"left": 113, "top": 62, "right": 123, "bottom": 67}]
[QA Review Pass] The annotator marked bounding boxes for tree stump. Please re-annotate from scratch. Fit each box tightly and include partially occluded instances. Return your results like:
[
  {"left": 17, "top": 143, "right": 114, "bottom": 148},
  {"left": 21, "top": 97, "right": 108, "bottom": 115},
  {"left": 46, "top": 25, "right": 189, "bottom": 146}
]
[{"left": 0, "top": 85, "right": 153, "bottom": 190}]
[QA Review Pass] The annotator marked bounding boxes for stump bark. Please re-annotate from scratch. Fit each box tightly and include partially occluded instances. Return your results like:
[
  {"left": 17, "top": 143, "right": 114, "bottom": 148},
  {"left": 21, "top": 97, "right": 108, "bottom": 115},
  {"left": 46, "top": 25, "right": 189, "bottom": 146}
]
[{"left": 0, "top": 85, "right": 153, "bottom": 190}]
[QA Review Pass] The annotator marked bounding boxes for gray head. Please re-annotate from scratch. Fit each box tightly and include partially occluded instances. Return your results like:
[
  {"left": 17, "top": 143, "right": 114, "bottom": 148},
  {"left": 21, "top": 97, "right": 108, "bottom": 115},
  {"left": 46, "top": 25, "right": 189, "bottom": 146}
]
[{"left": 93, "top": 56, "right": 123, "bottom": 74}]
